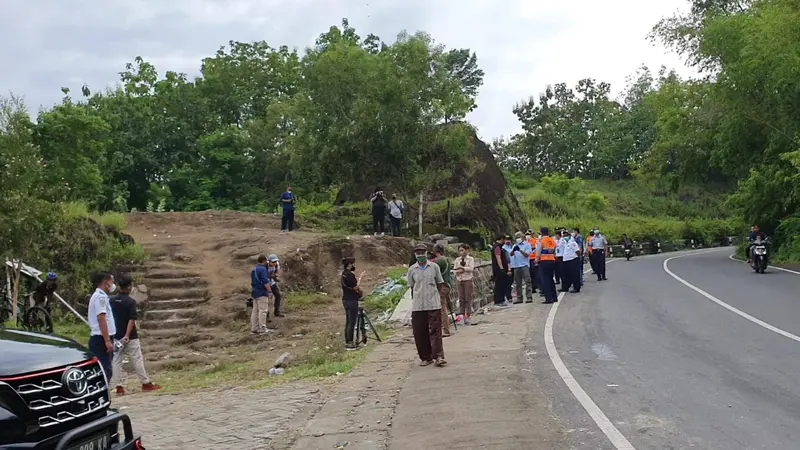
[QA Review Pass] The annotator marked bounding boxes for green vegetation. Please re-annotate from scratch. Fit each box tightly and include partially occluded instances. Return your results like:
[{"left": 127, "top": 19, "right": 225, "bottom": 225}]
[
  {"left": 512, "top": 173, "right": 738, "bottom": 246},
  {"left": 494, "top": 0, "right": 800, "bottom": 261}
]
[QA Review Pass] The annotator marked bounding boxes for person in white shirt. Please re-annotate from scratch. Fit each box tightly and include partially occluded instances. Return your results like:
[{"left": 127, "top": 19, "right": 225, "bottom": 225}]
[
  {"left": 88, "top": 271, "right": 117, "bottom": 381},
  {"left": 560, "top": 230, "right": 582, "bottom": 293},
  {"left": 388, "top": 194, "right": 404, "bottom": 236},
  {"left": 590, "top": 229, "right": 609, "bottom": 281},
  {"left": 554, "top": 229, "right": 565, "bottom": 284}
]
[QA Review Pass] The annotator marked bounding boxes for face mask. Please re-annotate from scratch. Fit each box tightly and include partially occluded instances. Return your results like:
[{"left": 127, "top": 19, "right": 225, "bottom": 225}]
[
  {"left": 416, "top": 255, "right": 427, "bottom": 264},
  {"left": 108, "top": 283, "right": 116, "bottom": 293},
  {"left": 516, "top": 238, "right": 523, "bottom": 243},
  {"left": 505, "top": 241, "right": 512, "bottom": 246},
  {"left": 350, "top": 264, "right": 356, "bottom": 271},
  {"left": 525, "top": 235, "right": 531, "bottom": 240}
]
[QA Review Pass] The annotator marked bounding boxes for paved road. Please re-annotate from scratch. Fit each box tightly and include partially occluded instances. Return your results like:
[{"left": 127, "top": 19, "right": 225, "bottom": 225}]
[{"left": 533, "top": 249, "right": 800, "bottom": 449}]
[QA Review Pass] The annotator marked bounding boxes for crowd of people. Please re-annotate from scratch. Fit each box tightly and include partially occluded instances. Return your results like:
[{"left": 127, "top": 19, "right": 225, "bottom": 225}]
[{"left": 397, "top": 227, "right": 611, "bottom": 367}]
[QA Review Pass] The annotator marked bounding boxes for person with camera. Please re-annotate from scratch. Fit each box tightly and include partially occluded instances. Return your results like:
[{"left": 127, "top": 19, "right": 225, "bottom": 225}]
[
  {"left": 267, "top": 254, "right": 285, "bottom": 317},
  {"left": 408, "top": 244, "right": 447, "bottom": 366},
  {"left": 341, "top": 257, "right": 364, "bottom": 351},
  {"left": 454, "top": 244, "right": 475, "bottom": 325},
  {"left": 370, "top": 187, "right": 388, "bottom": 236}
]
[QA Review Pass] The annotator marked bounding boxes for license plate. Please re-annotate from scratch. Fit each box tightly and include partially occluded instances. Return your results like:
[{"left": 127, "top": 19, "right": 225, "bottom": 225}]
[{"left": 67, "top": 432, "right": 110, "bottom": 450}]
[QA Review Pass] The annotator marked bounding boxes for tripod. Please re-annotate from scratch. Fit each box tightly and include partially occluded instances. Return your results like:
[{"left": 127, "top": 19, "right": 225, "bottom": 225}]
[{"left": 355, "top": 307, "right": 382, "bottom": 344}]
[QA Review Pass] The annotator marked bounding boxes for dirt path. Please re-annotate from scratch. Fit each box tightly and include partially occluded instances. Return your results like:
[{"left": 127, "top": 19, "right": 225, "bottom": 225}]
[{"left": 119, "top": 303, "right": 567, "bottom": 449}]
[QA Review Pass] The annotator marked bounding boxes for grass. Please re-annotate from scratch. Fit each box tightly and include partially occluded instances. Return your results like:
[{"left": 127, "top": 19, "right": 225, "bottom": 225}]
[
  {"left": 509, "top": 174, "right": 740, "bottom": 246},
  {"left": 155, "top": 330, "right": 386, "bottom": 393},
  {"left": 63, "top": 201, "right": 128, "bottom": 231}
]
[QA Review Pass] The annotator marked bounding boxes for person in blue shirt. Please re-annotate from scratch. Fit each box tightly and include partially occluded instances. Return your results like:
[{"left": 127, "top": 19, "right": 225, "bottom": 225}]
[
  {"left": 251, "top": 255, "right": 272, "bottom": 334},
  {"left": 280, "top": 186, "right": 296, "bottom": 232},
  {"left": 510, "top": 231, "right": 533, "bottom": 303}
]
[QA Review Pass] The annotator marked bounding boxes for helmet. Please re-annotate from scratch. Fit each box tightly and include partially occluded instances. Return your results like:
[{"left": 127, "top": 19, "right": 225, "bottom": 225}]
[
  {"left": 268, "top": 254, "right": 279, "bottom": 263},
  {"left": 46, "top": 272, "right": 58, "bottom": 281}
]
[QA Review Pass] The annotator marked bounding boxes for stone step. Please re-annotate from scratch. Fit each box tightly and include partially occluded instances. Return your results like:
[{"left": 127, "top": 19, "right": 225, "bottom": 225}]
[
  {"left": 145, "top": 268, "right": 201, "bottom": 279},
  {"left": 139, "top": 317, "right": 193, "bottom": 330},
  {"left": 143, "top": 308, "right": 198, "bottom": 321},
  {"left": 148, "top": 287, "right": 208, "bottom": 301},
  {"left": 145, "top": 277, "right": 207, "bottom": 289},
  {"left": 146, "top": 298, "right": 207, "bottom": 310},
  {"left": 139, "top": 326, "right": 217, "bottom": 339}
]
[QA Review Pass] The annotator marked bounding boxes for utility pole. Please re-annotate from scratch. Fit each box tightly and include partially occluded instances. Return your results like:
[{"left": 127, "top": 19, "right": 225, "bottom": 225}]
[{"left": 418, "top": 192, "right": 423, "bottom": 239}]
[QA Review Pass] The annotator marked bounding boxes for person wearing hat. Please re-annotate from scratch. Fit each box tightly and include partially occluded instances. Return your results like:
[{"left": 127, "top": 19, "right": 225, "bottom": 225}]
[
  {"left": 32, "top": 272, "right": 59, "bottom": 310},
  {"left": 510, "top": 231, "right": 533, "bottom": 303},
  {"left": 340, "top": 256, "right": 363, "bottom": 350},
  {"left": 267, "top": 254, "right": 284, "bottom": 317},
  {"left": 408, "top": 243, "right": 447, "bottom": 366}
]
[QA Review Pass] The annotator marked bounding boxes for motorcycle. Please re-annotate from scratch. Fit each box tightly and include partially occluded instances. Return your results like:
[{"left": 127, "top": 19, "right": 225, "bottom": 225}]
[
  {"left": 624, "top": 247, "right": 632, "bottom": 261},
  {"left": 750, "top": 237, "right": 769, "bottom": 274}
]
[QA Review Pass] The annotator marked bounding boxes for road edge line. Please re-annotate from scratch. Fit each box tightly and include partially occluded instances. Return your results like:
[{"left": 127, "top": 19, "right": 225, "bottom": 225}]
[
  {"left": 544, "top": 264, "right": 636, "bottom": 450},
  {"left": 664, "top": 252, "right": 800, "bottom": 343},
  {"left": 728, "top": 253, "right": 800, "bottom": 275}
]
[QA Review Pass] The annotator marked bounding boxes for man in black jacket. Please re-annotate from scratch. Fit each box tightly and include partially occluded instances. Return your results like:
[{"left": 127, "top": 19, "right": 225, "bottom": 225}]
[
  {"left": 370, "top": 188, "right": 387, "bottom": 236},
  {"left": 341, "top": 257, "right": 363, "bottom": 350}
]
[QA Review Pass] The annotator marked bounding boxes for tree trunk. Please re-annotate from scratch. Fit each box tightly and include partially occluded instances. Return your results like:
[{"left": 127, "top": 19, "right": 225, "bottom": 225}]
[{"left": 11, "top": 259, "right": 23, "bottom": 322}]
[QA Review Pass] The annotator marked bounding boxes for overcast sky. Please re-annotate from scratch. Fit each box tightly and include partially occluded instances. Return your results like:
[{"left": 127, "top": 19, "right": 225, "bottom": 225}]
[{"left": 0, "top": 0, "right": 694, "bottom": 140}]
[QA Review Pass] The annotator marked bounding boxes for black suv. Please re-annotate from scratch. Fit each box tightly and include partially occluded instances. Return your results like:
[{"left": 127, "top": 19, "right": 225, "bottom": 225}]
[{"left": 0, "top": 328, "right": 143, "bottom": 450}]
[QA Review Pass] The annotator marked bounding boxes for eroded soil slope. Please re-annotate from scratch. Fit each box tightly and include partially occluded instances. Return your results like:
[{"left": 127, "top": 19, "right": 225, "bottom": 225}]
[{"left": 123, "top": 211, "right": 411, "bottom": 373}]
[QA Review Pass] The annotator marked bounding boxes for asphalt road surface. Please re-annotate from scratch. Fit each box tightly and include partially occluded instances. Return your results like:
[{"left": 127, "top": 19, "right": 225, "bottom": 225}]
[{"left": 532, "top": 249, "right": 800, "bottom": 449}]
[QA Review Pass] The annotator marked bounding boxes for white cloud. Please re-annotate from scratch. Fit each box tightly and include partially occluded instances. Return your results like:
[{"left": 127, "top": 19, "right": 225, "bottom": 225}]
[{"left": 0, "top": 0, "right": 694, "bottom": 139}]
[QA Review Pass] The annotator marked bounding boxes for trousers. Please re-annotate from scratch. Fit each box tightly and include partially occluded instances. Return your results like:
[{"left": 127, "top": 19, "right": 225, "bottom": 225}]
[
  {"left": 343, "top": 300, "right": 359, "bottom": 344},
  {"left": 538, "top": 261, "right": 558, "bottom": 303},
  {"left": 251, "top": 296, "right": 270, "bottom": 332},
  {"left": 513, "top": 266, "right": 533, "bottom": 302},
  {"left": 111, "top": 338, "right": 151, "bottom": 387},
  {"left": 281, "top": 210, "right": 294, "bottom": 231},
  {"left": 411, "top": 309, "right": 444, "bottom": 361},
  {"left": 89, "top": 335, "right": 112, "bottom": 382}
]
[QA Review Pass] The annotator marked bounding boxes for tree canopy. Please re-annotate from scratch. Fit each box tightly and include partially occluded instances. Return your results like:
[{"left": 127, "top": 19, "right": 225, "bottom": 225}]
[
  {"left": 496, "top": 0, "right": 800, "bottom": 258},
  {"left": 3, "top": 19, "right": 483, "bottom": 215}
]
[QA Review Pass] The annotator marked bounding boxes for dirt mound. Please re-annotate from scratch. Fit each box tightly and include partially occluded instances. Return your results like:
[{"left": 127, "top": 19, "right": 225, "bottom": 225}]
[
  {"left": 334, "top": 127, "right": 528, "bottom": 234},
  {"left": 123, "top": 211, "right": 412, "bottom": 367}
]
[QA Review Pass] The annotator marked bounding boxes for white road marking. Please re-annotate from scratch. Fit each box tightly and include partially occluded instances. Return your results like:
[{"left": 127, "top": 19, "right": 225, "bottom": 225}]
[
  {"left": 728, "top": 253, "right": 800, "bottom": 275},
  {"left": 544, "top": 263, "right": 636, "bottom": 450},
  {"left": 664, "top": 252, "right": 800, "bottom": 343}
]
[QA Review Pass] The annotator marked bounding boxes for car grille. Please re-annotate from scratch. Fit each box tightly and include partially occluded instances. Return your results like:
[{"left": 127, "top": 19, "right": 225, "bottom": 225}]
[{"left": 1, "top": 358, "right": 109, "bottom": 428}]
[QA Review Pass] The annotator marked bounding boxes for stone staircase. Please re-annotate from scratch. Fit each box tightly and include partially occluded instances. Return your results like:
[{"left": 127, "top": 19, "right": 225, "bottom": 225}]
[{"left": 137, "top": 263, "right": 209, "bottom": 330}]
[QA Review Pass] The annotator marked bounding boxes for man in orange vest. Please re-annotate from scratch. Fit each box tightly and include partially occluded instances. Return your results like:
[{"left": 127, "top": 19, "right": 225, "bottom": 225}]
[
  {"left": 527, "top": 229, "right": 539, "bottom": 295},
  {"left": 534, "top": 227, "right": 558, "bottom": 304}
]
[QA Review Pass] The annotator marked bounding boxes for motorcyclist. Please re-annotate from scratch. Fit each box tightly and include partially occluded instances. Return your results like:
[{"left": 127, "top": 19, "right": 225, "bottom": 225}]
[
  {"left": 622, "top": 234, "right": 633, "bottom": 249},
  {"left": 32, "top": 272, "right": 58, "bottom": 309},
  {"left": 748, "top": 225, "right": 766, "bottom": 263}
]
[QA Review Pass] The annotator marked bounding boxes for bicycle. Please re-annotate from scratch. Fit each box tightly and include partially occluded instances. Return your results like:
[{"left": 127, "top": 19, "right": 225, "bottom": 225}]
[{"left": 0, "top": 284, "right": 54, "bottom": 334}]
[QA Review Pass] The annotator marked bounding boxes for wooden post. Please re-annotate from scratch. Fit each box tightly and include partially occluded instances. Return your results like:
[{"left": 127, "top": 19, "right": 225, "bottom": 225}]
[
  {"left": 418, "top": 192, "right": 423, "bottom": 239},
  {"left": 447, "top": 200, "right": 451, "bottom": 228}
]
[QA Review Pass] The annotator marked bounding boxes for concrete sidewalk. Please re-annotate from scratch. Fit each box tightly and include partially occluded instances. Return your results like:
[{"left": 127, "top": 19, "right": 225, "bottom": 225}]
[{"left": 286, "top": 304, "right": 568, "bottom": 449}]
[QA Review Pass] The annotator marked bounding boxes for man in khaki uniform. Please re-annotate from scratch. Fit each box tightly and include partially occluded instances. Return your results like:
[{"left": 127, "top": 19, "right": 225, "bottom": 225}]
[{"left": 408, "top": 243, "right": 447, "bottom": 366}]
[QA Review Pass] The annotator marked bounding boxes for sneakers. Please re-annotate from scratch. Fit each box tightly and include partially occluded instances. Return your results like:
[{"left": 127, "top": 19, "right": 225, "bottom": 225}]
[
  {"left": 142, "top": 383, "right": 161, "bottom": 392},
  {"left": 495, "top": 302, "right": 509, "bottom": 308},
  {"left": 420, "top": 359, "right": 433, "bottom": 366},
  {"left": 434, "top": 357, "right": 447, "bottom": 366},
  {"left": 115, "top": 386, "right": 126, "bottom": 396},
  {"left": 345, "top": 344, "right": 361, "bottom": 351}
]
